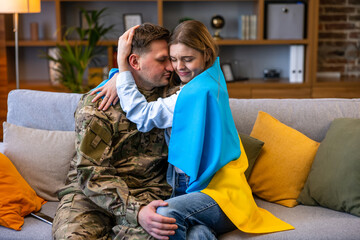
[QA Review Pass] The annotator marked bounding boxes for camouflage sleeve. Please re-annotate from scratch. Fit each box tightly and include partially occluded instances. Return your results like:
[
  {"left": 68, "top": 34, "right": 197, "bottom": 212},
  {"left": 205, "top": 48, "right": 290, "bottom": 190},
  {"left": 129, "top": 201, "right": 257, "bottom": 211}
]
[{"left": 75, "top": 107, "right": 141, "bottom": 227}]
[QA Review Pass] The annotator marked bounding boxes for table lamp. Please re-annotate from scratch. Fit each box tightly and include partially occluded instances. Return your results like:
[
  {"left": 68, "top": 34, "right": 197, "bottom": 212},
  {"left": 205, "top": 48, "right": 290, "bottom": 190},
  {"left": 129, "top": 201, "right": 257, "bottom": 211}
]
[{"left": 0, "top": 0, "right": 41, "bottom": 89}]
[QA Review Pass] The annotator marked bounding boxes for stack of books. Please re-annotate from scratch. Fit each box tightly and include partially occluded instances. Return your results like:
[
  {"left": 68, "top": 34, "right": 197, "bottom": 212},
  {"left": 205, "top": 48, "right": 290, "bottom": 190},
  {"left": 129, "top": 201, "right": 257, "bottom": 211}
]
[{"left": 238, "top": 14, "right": 257, "bottom": 40}]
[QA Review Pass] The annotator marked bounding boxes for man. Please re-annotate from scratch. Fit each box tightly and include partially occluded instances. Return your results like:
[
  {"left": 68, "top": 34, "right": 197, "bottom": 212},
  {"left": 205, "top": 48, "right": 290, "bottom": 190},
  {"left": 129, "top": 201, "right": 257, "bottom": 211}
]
[{"left": 52, "top": 23, "right": 178, "bottom": 240}]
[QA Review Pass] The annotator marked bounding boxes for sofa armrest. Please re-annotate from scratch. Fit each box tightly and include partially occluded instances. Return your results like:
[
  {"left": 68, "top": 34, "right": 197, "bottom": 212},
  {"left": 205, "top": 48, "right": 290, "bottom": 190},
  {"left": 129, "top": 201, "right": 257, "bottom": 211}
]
[{"left": 0, "top": 142, "right": 4, "bottom": 154}]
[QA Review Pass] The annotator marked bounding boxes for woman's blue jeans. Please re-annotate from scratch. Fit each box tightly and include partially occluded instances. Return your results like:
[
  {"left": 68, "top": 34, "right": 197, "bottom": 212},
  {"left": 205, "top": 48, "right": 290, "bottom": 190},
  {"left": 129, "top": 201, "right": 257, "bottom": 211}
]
[{"left": 157, "top": 173, "right": 236, "bottom": 239}]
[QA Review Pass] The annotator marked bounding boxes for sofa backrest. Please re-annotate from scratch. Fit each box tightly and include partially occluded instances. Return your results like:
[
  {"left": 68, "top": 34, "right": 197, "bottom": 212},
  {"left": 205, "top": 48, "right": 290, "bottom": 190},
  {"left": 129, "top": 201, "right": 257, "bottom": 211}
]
[
  {"left": 229, "top": 98, "right": 360, "bottom": 142},
  {"left": 6, "top": 90, "right": 82, "bottom": 131},
  {"left": 6, "top": 90, "right": 360, "bottom": 143}
]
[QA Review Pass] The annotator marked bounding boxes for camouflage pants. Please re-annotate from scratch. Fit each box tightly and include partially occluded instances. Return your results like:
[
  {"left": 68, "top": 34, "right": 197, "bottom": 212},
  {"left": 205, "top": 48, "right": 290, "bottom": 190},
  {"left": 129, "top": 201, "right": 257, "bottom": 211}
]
[{"left": 52, "top": 193, "right": 153, "bottom": 240}]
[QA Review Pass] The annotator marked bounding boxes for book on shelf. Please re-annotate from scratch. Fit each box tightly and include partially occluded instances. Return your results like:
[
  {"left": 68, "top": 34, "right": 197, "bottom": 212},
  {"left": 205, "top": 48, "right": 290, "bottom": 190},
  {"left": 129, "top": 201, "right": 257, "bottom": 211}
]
[
  {"left": 238, "top": 14, "right": 257, "bottom": 40},
  {"left": 250, "top": 15, "right": 257, "bottom": 40}
]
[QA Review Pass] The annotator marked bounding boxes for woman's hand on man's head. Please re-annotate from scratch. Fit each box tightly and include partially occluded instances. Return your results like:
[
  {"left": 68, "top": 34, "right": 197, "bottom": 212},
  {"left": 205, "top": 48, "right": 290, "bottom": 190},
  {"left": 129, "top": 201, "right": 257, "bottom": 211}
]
[{"left": 117, "top": 25, "right": 139, "bottom": 72}]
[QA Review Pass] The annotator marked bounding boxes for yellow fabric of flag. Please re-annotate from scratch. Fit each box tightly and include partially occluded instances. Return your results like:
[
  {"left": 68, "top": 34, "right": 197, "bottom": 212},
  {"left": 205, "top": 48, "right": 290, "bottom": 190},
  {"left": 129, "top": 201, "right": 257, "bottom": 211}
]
[{"left": 201, "top": 137, "right": 294, "bottom": 233}]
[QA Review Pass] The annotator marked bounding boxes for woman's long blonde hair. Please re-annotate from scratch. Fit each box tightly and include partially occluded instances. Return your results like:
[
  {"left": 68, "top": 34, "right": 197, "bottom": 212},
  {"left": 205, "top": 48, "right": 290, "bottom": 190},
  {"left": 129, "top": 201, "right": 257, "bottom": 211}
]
[{"left": 169, "top": 20, "right": 219, "bottom": 70}]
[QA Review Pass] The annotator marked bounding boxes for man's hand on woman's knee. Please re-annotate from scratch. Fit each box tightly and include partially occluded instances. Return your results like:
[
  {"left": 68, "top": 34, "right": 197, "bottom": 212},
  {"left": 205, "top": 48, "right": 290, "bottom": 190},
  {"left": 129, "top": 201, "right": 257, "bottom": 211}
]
[{"left": 138, "top": 200, "right": 177, "bottom": 240}]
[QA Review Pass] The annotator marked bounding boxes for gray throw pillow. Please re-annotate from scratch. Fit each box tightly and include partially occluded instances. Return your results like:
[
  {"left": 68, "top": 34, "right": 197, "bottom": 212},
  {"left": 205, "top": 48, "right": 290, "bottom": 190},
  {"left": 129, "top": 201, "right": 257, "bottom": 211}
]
[{"left": 3, "top": 122, "right": 75, "bottom": 201}]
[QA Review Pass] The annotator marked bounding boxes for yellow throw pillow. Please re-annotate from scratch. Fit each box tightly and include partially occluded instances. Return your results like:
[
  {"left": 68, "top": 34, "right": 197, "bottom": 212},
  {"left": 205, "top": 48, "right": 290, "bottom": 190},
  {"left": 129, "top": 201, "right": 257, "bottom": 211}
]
[
  {"left": 248, "top": 111, "right": 319, "bottom": 207},
  {"left": 0, "top": 153, "right": 45, "bottom": 230}
]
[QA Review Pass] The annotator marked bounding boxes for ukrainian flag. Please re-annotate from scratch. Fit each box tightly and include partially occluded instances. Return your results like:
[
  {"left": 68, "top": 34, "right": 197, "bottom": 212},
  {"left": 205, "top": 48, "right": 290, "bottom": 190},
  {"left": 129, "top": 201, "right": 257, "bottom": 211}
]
[{"left": 168, "top": 57, "right": 294, "bottom": 233}]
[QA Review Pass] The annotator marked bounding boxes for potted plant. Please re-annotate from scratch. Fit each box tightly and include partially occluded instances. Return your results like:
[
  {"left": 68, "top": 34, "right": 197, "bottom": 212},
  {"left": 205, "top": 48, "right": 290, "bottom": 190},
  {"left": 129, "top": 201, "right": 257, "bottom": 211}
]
[{"left": 46, "top": 8, "right": 114, "bottom": 93}]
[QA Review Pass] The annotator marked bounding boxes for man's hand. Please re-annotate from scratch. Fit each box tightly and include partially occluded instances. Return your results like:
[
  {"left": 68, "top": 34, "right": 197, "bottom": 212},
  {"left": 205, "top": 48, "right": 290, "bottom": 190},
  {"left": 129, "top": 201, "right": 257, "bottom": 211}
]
[{"left": 138, "top": 200, "right": 177, "bottom": 240}]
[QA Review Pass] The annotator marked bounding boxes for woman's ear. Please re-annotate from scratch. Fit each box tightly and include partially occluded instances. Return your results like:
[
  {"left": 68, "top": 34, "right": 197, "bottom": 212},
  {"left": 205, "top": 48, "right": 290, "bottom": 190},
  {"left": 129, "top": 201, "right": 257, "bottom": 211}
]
[
  {"left": 128, "top": 54, "right": 140, "bottom": 70},
  {"left": 205, "top": 48, "right": 211, "bottom": 63}
]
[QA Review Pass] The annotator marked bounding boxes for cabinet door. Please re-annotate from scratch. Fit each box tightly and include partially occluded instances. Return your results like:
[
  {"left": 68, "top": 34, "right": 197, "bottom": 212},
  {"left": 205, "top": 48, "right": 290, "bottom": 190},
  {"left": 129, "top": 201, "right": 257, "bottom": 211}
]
[{"left": 252, "top": 87, "right": 311, "bottom": 98}]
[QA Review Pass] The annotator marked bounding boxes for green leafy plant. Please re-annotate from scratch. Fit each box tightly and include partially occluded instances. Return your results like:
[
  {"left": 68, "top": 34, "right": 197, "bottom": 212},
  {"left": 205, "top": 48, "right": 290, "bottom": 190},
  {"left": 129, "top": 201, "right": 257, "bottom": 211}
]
[{"left": 46, "top": 8, "right": 114, "bottom": 93}]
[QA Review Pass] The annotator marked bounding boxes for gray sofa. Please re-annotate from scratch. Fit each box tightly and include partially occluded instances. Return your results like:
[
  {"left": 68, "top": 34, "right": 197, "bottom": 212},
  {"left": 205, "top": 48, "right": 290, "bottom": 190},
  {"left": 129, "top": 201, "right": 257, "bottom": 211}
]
[{"left": 1, "top": 89, "right": 360, "bottom": 240}]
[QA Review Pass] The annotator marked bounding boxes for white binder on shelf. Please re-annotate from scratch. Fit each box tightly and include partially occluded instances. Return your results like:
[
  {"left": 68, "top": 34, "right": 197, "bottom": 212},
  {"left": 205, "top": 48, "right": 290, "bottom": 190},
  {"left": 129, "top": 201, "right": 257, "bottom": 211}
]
[
  {"left": 289, "top": 45, "right": 304, "bottom": 83},
  {"left": 297, "top": 45, "right": 304, "bottom": 83}
]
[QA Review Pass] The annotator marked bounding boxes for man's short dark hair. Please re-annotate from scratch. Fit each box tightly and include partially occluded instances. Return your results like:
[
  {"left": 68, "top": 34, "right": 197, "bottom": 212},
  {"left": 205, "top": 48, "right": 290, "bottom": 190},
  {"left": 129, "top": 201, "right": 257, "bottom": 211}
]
[{"left": 131, "top": 23, "right": 170, "bottom": 56}]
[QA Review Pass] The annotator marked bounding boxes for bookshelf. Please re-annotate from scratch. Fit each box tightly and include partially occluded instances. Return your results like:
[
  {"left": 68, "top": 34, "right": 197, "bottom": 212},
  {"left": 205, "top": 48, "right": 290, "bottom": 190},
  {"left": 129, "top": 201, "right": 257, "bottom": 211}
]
[
  {"left": 1, "top": 0, "right": 317, "bottom": 91},
  {"left": 1, "top": 0, "right": 360, "bottom": 140}
]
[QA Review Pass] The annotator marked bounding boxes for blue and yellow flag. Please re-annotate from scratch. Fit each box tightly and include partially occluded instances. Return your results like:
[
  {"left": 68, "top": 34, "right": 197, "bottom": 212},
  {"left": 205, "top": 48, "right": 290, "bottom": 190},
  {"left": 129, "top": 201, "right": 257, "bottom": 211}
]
[
  {"left": 169, "top": 57, "right": 294, "bottom": 233},
  {"left": 169, "top": 57, "right": 240, "bottom": 193}
]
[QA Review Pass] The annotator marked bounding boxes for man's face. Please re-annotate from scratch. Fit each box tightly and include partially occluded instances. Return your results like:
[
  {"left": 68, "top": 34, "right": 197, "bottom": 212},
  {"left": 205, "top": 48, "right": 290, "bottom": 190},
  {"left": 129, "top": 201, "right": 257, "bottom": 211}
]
[{"left": 137, "top": 40, "right": 173, "bottom": 90}]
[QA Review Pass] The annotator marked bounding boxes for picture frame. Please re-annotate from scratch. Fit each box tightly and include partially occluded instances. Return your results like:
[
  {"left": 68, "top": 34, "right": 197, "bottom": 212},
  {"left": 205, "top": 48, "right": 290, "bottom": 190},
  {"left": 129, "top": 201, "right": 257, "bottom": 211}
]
[
  {"left": 221, "top": 63, "right": 235, "bottom": 82},
  {"left": 123, "top": 13, "right": 143, "bottom": 31}
]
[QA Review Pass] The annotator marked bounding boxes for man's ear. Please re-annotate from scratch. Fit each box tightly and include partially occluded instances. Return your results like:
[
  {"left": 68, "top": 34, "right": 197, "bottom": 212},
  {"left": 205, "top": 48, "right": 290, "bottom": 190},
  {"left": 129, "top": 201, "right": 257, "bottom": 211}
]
[{"left": 128, "top": 54, "right": 141, "bottom": 70}]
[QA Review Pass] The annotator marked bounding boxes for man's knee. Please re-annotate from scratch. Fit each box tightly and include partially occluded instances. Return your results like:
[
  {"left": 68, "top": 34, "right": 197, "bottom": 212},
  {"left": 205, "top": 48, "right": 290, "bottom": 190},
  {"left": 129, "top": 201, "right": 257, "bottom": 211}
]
[
  {"left": 156, "top": 204, "right": 177, "bottom": 219},
  {"left": 53, "top": 193, "right": 112, "bottom": 240}
]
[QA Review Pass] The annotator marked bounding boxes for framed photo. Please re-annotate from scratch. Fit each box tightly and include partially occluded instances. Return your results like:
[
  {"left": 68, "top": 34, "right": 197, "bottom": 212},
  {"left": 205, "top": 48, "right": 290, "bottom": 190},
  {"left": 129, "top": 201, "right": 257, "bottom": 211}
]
[
  {"left": 123, "top": 13, "right": 143, "bottom": 31},
  {"left": 221, "top": 63, "right": 235, "bottom": 82}
]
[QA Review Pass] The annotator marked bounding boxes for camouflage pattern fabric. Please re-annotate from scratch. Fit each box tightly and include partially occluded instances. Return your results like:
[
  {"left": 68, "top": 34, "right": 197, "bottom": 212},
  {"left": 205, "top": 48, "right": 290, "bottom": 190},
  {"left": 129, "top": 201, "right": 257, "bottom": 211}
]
[
  {"left": 53, "top": 86, "right": 175, "bottom": 240},
  {"left": 52, "top": 193, "right": 114, "bottom": 240}
]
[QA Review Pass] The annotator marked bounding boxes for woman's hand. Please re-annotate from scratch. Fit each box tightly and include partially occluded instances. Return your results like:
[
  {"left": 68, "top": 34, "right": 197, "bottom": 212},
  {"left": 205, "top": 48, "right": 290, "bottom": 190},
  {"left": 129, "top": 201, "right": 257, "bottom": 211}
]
[
  {"left": 90, "top": 72, "right": 119, "bottom": 111},
  {"left": 89, "top": 26, "right": 139, "bottom": 111},
  {"left": 117, "top": 25, "right": 139, "bottom": 72}
]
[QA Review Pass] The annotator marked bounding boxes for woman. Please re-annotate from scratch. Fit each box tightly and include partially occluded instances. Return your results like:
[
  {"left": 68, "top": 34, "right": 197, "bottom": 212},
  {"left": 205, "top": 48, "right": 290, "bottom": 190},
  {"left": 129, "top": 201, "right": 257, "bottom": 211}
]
[{"left": 92, "top": 21, "right": 293, "bottom": 239}]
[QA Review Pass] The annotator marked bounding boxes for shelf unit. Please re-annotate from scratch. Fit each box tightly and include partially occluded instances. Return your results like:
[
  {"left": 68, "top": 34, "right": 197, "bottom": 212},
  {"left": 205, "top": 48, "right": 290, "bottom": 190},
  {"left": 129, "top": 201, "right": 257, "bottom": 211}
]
[
  {"left": 1, "top": 0, "right": 318, "bottom": 91},
  {"left": 1, "top": 0, "right": 360, "bottom": 141}
]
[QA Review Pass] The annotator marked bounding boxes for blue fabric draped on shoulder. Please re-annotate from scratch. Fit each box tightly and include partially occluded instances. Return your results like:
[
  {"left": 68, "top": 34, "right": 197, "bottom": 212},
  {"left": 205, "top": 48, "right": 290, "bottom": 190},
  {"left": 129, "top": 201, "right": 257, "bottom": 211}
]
[
  {"left": 168, "top": 57, "right": 241, "bottom": 193},
  {"left": 91, "top": 68, "right": 119, "bottom": 92}
]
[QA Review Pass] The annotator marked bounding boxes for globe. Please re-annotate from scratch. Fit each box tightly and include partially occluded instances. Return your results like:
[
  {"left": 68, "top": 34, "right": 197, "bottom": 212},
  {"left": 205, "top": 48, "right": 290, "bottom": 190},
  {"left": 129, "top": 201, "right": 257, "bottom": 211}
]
[
  {"left": 211, "top": 15, "right": 225, "bottom": 39},
  {"left": 211, "top": 15, "right": 225, "bottom": 29}
]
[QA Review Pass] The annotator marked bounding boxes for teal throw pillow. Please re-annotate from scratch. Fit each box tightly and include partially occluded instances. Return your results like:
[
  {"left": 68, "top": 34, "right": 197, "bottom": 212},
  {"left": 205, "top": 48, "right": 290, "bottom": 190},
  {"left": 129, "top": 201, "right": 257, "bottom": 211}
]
[{"left": 297, "top": 118, "right": 360, "bottom": 216}]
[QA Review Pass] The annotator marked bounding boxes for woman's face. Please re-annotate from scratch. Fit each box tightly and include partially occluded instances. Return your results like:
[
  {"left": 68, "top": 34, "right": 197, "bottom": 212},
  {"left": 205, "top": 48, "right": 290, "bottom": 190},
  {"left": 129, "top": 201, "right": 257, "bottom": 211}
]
[{"left": 169, "top": 43, "right": 206, "bottom": 83}]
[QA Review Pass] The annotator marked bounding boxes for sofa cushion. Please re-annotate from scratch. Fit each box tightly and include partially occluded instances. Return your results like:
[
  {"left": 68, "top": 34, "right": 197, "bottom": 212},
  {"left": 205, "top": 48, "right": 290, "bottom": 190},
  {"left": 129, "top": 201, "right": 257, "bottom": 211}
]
[
  {"left": 239, "top": 133, "right": 264, "bottom": 180},
  {"left": 219, "top": 197, "right": 360, "bottom": 240},
  {"left": 298, "top": 118, "right": 360, "bottom": 217},
  {"left": 3, "top": 122, "right": 75, "bottom": 201},
  {"left": 0, "top": 153, "right": 45, "bottom": 231},
  {"left": 0, "top": 142, "right": 4, "bottom": 154},
  {"left": 6, "top": 89, "right": 82, "bottom": 131},
  {"left": 248, "top": 111, "right": 319, "bottom": 207},
  {"left": 0, "top": 201, "right": 57, "bottom": 240}
]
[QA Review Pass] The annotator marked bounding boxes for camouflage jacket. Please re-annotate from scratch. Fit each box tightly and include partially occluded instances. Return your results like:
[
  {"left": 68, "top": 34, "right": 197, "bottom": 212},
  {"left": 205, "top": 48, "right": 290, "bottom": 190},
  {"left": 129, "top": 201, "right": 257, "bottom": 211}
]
[{"left": 59, "top": 86, "right": 174, "bottom": 228}]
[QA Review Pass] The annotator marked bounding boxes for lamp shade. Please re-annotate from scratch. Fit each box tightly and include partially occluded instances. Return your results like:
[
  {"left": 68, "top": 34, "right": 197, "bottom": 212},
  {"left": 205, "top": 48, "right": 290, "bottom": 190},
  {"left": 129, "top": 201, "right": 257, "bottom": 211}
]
[{"left": 0, "top": 0, "right": 41, "bottom": 13}]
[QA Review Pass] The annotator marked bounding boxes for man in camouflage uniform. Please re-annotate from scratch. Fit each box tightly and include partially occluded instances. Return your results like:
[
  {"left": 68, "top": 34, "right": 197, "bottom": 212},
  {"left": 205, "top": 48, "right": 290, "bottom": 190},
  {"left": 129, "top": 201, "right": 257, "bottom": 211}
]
[{"left": 53, "top": 23, "right": 178, "bottom": 240}]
